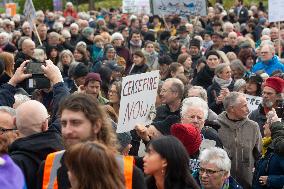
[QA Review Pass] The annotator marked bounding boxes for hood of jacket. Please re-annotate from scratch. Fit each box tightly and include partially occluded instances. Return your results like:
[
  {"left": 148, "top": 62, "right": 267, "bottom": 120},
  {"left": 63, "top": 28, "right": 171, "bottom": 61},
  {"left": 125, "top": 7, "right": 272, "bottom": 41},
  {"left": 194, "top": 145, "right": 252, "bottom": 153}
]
[
  {"left": 8, "top": 129, "right": 64, "bottom": 160},
  {"left": 217, "top": 111, "right": 250, "bottom": 130}
]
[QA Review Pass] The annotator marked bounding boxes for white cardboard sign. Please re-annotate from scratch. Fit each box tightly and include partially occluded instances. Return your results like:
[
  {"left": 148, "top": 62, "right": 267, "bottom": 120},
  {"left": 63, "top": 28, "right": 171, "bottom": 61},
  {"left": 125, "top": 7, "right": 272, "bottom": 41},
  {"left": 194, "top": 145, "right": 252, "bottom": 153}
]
[
  {"left": 245, "top": 94, "right": 263, "bottom": 112},
  {"left": 117, "top": 71, "right": 160, "bottom": 133}
]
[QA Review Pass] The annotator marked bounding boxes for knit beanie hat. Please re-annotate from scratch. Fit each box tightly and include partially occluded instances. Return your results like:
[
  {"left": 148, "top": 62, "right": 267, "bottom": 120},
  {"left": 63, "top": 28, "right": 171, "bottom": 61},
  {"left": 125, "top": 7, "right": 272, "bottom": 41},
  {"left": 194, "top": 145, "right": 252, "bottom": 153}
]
[
  {"left": 190, "top": 38, "right": 201, "bottom": 49},
  {"left": 84, "top": 72, "right": 102, "bottom": 86},
  {"left": 206, "top": 50, "right": 220, "bottom": 59},
  {"left": 264, "top": 77, "right": 284, "bottom": 93},
  {"left": 111, "top": 32, "right": 124, "bottom": 42},
  {"left": 72, "top": 63, "right": 89, "bottom": 79},
  {"left": 82, "top": 27, "right": 94, "bottom": 38},
  {"left": 171, "top": 123, "right": 202, "bottom": 156}
]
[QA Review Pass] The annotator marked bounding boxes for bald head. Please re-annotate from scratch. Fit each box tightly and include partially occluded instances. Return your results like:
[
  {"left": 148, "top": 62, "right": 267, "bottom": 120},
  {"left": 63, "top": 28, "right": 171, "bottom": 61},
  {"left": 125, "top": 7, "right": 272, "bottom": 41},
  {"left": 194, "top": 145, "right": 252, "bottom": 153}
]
[
  {"left": 22, "top": 38, "right": 35, "bottom": 57},
  {"left": 16, "top": 100, "right": 48, "bottom": 137},
  {"left": 228, "top": 32, "right": 237, "bottom": 46}
]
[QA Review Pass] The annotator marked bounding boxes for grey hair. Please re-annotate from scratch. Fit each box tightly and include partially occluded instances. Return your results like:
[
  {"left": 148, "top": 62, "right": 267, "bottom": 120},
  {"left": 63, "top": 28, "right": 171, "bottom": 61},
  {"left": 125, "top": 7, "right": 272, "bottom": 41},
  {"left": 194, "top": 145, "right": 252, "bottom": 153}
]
[
  {"left": 53, "top": 22, "right": 64, "bottom": 32},
  {"left": 188, "top": 86, "right": 208, "bottom": 101},
  {"left": 57, "top": 49, "right": 75, "bottom": 72},
  {"left": 181, "top": 97, "right": 208, "bottom": 120},
  {"left": 0, "top": 32, "right": 11, "bottom": 43},
  {"left": 165, "top": 78, "right": 184, "bottom": 99},
  {"left": 233, "top": 79, "right": 246, "bottom": 91},
  {"left": 14, "top": 94, "right": 31, "bottom": 108},
  {"left": 230, "top": 59, "right": 246, "bottom": 72},
  {"left": 223, "top": 22, "right": 234, "bottom": 31},
  {"left": 48, "top": 32, "right": 60, "bottom": 40},
  {"left": 223, "top": 92, "right": 244, "bottom": 111},
  {"left": 199, "top": 147, "right": 231, "bottom": 173},
  {"left": 261, "top": 28, "right": 271, "bottom": 36},
  {"left": 70, "top": 23, "right": 79, "bottom": 30},
  {"left": 214, "top": 63, "right": 230, "bottom": 76},
  {"left": 260, "top": 42, "right": 275, "bottom": 54},
  {"left": 0, "top": 106, "right": 16, "bottom": 116}
]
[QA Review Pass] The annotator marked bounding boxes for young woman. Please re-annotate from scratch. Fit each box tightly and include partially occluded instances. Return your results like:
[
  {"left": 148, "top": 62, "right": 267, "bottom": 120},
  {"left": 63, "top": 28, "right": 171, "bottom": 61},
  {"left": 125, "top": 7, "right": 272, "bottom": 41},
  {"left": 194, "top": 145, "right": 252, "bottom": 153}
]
[
  {"left": 65, "top": 141, "right": 125, "bottom": 189},
  {"left": 143, "top": 136, "right": 200, "bottom": 189},
  {"left": 142, "top": 41, "right": 159, "bottom": 70},
  {"left": 57, "top": 50, "right": 76, "bottom": 78},
  {"left": 108, "top": 81, "right": 122, "bottom": 116},
  {"left": 244, "top": 74, "right": 263, "bottom": 96},
  {"left": 129, "top": 50, "right": 149, "bottom": 75},
  {"left": 74, "top": 45, "right": 91, "bottom": 67}
]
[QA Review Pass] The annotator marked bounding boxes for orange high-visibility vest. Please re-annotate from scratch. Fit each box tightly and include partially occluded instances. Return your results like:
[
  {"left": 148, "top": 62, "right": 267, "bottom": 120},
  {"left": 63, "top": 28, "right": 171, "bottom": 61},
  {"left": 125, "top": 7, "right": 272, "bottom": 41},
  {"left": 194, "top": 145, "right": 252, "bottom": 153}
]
[{"left": 42, "top": 150, "right": 134, "bottom": 189}]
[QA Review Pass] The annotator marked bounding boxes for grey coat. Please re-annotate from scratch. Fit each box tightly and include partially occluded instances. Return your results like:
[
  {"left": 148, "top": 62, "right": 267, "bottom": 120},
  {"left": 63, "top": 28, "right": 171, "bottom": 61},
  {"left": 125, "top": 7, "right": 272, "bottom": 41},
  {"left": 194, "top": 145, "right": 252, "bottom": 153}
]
[{"left": 217, "top": 112, "right": 262, "bottom": 189}]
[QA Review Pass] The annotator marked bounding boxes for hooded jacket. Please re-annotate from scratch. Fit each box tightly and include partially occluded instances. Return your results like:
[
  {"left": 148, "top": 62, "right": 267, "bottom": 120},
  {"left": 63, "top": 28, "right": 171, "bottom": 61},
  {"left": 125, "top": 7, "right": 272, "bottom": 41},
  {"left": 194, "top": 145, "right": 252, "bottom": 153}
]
[
  {"left": 217, "top": 112, "right": 262, "bottom": 189},
  {"left": 252, "top": 55, "right": 284, "bottom": 76},
  {"left": 9, "top": 129, "right": 64, "bottom": 189}
]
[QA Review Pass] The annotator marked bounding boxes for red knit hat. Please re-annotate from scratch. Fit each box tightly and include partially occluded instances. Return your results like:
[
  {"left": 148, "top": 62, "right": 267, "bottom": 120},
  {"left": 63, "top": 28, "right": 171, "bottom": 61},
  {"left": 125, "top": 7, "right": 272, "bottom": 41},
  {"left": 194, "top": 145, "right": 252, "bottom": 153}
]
[
  {"left": 264, "top": 77, "right": 284, "bottom": 93},
  {"left": 84, "top": 72, "right": 102, "bottom": 86},
  {"left": 171, "top": 123, "right": 202, "bottom": 156}
]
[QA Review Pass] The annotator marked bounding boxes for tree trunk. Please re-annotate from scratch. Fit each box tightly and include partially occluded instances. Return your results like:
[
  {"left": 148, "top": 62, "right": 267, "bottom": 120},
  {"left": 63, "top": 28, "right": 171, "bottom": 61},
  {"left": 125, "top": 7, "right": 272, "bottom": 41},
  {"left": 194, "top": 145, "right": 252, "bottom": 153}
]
[{"left": 89, "top": 0, "right": 94, "bottom": 10}]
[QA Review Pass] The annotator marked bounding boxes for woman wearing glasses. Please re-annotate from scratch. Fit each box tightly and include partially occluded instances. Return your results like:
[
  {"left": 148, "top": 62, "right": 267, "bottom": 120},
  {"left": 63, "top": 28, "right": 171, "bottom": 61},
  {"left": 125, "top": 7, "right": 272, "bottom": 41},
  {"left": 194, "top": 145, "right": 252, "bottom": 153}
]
[{"left": 192, "top": 147, "right": 243, "bottom": 189}]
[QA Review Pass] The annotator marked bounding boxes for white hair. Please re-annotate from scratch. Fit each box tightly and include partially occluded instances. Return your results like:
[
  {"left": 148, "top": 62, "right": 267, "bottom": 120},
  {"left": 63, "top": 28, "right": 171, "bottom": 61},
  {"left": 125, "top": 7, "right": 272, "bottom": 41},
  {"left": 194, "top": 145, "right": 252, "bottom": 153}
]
[
  {"left": 14, "top": 94, "right": 31, "bottom": 109},
  {"left": 0, "top": 32, "right": 11, "bottom": 43},
  {"left": 78, "top": 12, "right": 90, "bottom": 21},
  {"left": 70, "top": 23, "right": 79, "bottom": 30},
  {"left": 53, "top": 21, "right": 64, "bottom": 32},
  {"left": 61, "top": 29, "right": 71, "bottom": 38},
  {"left": 199, "top": 147, "right": 231, "bottom": 173},
  {"left": 181, "top": 97, "right": 208, "bottom": 120},
  {"left": 0, "top": 106, "right": 16, "bottom": 116},
  {"left": 262, "top": 28, "right": 271, "bottom": 36}
]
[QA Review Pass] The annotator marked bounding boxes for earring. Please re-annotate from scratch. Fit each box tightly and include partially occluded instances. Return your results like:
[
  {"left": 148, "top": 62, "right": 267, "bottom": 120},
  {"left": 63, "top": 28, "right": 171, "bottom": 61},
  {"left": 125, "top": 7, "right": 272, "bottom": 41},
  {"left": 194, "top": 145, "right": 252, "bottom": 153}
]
[{"left": 161, "top": 169, "right": 165, "bottom": 175}]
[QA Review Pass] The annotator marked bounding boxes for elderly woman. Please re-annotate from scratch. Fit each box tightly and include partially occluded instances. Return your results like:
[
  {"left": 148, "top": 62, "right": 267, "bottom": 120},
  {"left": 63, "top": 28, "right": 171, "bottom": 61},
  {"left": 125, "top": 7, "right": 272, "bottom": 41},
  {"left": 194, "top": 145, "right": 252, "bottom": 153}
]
[
  {"left": 192, "top": 147, "right": 243, "bottom": 189},
  {"left": 230, "top": 59, "right": 246, "bottom": 80},
  {"left": 207, "top": 63, "right": 234, "bottom": 115},
  {"left": 57, "top": 49, "right": 77, "bottom": 78}
]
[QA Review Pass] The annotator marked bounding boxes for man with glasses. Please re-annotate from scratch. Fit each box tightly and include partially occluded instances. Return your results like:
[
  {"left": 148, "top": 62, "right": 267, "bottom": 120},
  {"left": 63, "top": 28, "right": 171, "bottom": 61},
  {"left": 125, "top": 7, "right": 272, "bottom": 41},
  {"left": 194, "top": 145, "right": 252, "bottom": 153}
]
[
  {"left": 249, "top": 77, "right": 284, "bottom": 136},
  {"left": 192, "top": 147, "right": 242, "bottom": 189},
  {"left": 0, "top": 106, "right": 18, "bottom": 145},
  {"left": 217, "top": 92, "right": 262, "bottom": 188},
  {"left": 252, "top": 43, "right": 284, "bottom": 76}
]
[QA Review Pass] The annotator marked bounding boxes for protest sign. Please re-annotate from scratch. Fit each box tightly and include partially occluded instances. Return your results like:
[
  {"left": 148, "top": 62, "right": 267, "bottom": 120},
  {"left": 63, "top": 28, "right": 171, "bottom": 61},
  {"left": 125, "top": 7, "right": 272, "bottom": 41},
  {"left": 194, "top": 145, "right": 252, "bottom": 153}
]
[
  {"left": 152, "top": 0, "right": 207, "bottom": 16},
  {"left": 53, "top": 0, "right": 63, "bottom": 11},
  {"left": 122, "top": 0, "right": 150, "bottom": 14},
  {"left": 5, "top": 3, "right": 16, "bottom": 17},
  {"left": 268, "top": 0, "right": 284, "bottom": 23},
  {"left": 245, "top": 94, "right": 262, "bottom": 112},
  {"left": 117, "top": 71, "right": 160, "bottom": 133},
  {"left": 23, "top": 0, "right": 36, "bottom": 27}
]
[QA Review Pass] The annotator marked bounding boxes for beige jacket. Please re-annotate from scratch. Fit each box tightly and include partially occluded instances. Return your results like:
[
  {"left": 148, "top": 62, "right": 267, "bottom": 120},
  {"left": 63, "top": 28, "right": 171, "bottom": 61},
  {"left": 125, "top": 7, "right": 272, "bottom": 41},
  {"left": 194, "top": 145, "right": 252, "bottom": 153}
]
[{"left": 217, "top": 112, "right": 262, "bottom": 189}]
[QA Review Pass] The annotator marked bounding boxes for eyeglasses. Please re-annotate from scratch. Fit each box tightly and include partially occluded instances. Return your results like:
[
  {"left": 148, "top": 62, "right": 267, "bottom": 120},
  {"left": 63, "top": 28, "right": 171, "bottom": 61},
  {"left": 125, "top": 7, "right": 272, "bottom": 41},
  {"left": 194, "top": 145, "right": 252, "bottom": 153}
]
[
  {"left": 199, "top": 167, "right": 224, "bottom": 176},
  {"left": 160, "top": 88, "right": 175, "bottom": 94},
  {"left": 0, "top": 127, "right": 17, "bottom": 135},
  {"left": 260, "top": 51, "right": 270, "bottom": 55}
]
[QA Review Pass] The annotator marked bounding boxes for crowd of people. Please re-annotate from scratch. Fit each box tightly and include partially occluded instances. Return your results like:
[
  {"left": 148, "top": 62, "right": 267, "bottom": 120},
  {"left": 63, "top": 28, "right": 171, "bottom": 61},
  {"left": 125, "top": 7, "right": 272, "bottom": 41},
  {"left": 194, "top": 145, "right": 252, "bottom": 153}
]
[{"left": 0, "top": 0, "right": 284, "bottom": 188}]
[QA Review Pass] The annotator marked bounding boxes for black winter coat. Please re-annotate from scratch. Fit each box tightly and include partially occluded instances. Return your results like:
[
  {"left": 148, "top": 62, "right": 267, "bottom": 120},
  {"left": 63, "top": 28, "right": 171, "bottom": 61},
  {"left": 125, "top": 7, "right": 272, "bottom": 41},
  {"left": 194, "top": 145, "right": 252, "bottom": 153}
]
[
  {"left": 9, "top": 129, "right": 64, "bottom": 189},
  {"left": 207, "top": 80, "right": 235, "bottom": 115},
  {"left": 192, "top": 65, "right": 215, "bottom": 89}
]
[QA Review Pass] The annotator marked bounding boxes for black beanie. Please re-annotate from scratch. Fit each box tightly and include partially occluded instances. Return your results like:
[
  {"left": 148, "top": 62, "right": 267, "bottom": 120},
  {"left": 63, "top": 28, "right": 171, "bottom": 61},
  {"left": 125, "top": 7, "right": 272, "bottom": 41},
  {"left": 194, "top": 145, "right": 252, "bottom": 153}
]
[
  {"left": 190, "top": 38, "right": 201, "bottom": 49},
  {"left": 72, "top": 63, "right": 89, "bottom": 79},
  {"left": 205, "top": 50, "right": 220, "bottom": 59}
]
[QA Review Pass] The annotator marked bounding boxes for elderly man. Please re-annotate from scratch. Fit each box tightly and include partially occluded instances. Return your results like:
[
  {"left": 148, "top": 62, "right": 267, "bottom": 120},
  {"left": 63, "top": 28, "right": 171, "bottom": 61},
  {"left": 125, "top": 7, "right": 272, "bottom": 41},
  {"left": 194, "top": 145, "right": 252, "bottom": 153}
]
[
  {"left": 15, "top": 38, "right": 36, "bottom": 69},
  {"left": 221, "top": 32, "right": 240, "bottom": 54},
  {"left": 0, "top": 32, "right": 17, "bottom": 53},
  {"left": 252, "top": 43, "right": 284, "bottom": 75},
  {"left": 135, "top": 78, "right": 184, "bottom": 153},
  {"left": 3, "top": 60, "right": 67, "bottom": 189},
  {"left": 249, "top": 77, "right": 284, "bottom": 136},
  {"left": 217, "top": 92, "right": 262, "bottom": 188},
  {"left": 0, "top": 106, "right": 18, "bottom": 145},
  {"left": 35, "top": 24, "right": 48, "bottom": 47}
]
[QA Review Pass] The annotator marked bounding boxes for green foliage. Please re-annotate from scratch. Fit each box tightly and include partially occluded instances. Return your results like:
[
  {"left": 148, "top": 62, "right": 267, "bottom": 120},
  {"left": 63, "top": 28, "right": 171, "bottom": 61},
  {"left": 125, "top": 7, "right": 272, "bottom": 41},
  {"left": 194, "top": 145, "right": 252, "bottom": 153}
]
[
  {"left": 16, "top": 0, "right": 54, "bottom": 13},
  {"left": 209, "top": 0, "right": 268, "bottom": 10},
  {"left": 78, "top": 0, "right": 122, "bottom": 11}
]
